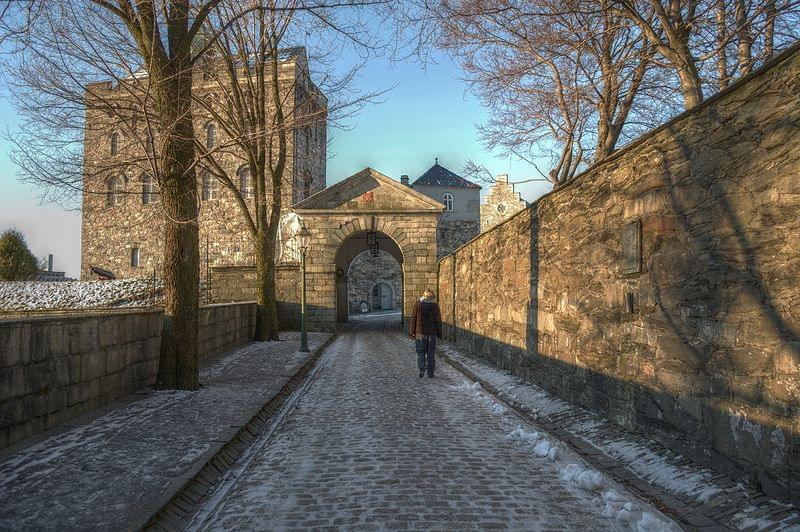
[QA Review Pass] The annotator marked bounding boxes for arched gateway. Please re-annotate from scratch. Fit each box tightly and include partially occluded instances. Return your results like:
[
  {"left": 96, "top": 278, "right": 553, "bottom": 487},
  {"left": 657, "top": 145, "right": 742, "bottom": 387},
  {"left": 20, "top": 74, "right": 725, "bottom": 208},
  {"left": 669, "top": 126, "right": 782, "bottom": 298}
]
[{"left": 292, "top": 168, "right": 444, "bottom": 332}]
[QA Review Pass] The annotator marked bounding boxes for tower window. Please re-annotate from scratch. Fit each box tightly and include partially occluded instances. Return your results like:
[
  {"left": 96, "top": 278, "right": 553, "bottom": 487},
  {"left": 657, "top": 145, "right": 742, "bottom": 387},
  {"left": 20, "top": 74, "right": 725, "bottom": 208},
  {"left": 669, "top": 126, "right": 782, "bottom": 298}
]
[
  {"left": 302, "top": 170, "right": 313, "bottom": 199},
  {"left": 205, "top": 122, "right": 216, "bottom": 149},
  {"left": 110, "top": 132, "right": 119, "bottom": 156},
  {"left": 130, "top": 247, "right": 140, "bottom": 268},
  {"left": 142, "top": 175, "right": 159, "bottom": 204},
  {"left": 202, "top": 170, "right": 217, "bottom": 200},
  {"left": 107, "top": 176, "right": 123, "bottom": 207},
  {"left": 237, "top": 165, "right": 253, "bottom": 198},
  {"left": 442, "top": 193, "right": 454, "bottom": 212}
]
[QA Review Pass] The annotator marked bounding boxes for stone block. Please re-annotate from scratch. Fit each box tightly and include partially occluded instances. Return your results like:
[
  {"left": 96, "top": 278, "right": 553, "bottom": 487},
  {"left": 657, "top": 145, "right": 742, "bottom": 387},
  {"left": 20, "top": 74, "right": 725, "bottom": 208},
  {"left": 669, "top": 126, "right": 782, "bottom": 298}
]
[
  {"left": 100, "top": 372, "right": 122, "bottom": 398},
  {"left": 55, "top": 357, "right": 71, "bottom": 387},
  {"left": 69, "top": 320, "right": 98, "bottom": 354},
  {"left": 0, "top": 325, "right": 21, "bottom": 367},
  {"left": 81, "top": 352, "right": 105, "bottom": 381}
]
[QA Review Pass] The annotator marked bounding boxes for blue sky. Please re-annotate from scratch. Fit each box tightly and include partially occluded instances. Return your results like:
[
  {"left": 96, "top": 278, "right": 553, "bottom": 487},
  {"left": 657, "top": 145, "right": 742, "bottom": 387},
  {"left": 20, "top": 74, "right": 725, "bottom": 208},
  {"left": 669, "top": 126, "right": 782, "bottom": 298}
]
[{"left": 0, "top": 51, "right": 552, "bottom": 278}]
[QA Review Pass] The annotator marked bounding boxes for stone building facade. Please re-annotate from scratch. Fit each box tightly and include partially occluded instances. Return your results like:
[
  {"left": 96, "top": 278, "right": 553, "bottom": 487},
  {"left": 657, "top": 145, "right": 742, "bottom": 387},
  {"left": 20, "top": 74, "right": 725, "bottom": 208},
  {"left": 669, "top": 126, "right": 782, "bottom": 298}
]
[
  {"left": 438, "top": 44, "right": 800, "bottom": 505},
  {"left": 480, "top": 174, "right": 528, "bottom": 231},
  {"left": 407, "top": 162, "right": 481, "bottom": 258},
  {"left": 347, "top": 250, "right": 402, "bottom": 313},
  {"left": 80, "top": 48, "right": 327, "bottom": 280}
]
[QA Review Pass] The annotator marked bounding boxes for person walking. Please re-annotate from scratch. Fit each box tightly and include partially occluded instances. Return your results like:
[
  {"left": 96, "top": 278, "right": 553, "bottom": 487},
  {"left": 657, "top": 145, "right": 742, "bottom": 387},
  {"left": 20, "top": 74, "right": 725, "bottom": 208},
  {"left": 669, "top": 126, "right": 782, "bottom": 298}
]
[{"left": 409, "top": 289, "right": 442, "bottom": 378}]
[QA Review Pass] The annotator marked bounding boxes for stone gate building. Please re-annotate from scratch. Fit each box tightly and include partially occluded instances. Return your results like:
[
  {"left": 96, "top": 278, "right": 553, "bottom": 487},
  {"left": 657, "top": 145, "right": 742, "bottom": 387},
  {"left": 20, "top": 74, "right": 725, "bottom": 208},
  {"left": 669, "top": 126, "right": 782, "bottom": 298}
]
[{"left": 292, "top": 168, "right": 443, "bottom": 331}]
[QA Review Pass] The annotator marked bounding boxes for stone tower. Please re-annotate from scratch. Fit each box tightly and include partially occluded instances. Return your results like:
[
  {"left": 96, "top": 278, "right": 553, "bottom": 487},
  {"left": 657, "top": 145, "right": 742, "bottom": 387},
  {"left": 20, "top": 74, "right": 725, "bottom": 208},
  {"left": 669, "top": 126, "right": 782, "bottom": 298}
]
[
  {"left": 80, "top": 48, "right": 327, "bottom": 280},
  {"left": 480, "top": 174, "right": 527, "bottom": 232}
]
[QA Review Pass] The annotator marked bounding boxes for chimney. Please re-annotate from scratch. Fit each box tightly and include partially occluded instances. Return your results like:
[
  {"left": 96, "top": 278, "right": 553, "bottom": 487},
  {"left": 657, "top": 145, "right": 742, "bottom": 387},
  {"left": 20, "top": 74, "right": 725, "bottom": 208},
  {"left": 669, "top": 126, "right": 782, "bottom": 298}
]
[
  {"left": 400, "top": 175, "right": 409, "bottom": 186},
  {"left": 497, "top": 174, "right": 509, "bottom": 183},
  {"left": 48, "top": 254, "right": 54, "bottom": 272}
]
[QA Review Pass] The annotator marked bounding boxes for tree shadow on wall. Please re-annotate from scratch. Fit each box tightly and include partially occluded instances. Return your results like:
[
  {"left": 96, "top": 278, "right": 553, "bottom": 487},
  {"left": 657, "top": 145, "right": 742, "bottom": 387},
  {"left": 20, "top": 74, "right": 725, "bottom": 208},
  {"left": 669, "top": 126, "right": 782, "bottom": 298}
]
[{"left": 649, "top": 106, "right": 800, "bottom": 414}]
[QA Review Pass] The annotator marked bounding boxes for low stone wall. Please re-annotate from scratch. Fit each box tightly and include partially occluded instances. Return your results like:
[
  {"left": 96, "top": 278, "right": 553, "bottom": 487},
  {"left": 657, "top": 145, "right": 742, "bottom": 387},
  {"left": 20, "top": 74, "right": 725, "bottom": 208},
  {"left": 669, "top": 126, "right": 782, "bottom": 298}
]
[
  {"left": 438, "top": 45, "right": 800, "bottom": 504},
  {"left": 198, "top": 302, "right": 257, "bottom": 361},
  {"left": 0, "top": 302, "right": 257, "bottom": 450},
  {"left": 0, "top": 310, "right": 163, "bottom": 449},
  {"left": 210, "top": 265, "right": 301, "bottom": 330}
]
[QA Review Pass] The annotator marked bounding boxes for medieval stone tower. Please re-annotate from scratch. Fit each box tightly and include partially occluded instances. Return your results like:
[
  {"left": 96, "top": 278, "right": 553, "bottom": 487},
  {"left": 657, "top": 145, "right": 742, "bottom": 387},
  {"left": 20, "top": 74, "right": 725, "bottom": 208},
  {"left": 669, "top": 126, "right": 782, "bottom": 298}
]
[{"left": 80, "top": 48, "right": 327, "bottom": 280}]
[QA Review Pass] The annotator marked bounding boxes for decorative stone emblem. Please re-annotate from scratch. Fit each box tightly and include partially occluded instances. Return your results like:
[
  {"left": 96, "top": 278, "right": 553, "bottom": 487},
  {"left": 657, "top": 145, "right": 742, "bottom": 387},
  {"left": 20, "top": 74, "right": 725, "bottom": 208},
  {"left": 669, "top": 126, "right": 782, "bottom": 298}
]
[
  {"left": 497, "top": 203, "right": 507, "bottom": 214},
  {"left": 622, "top": 220, "right": 641, "bottom": 275},
  {"left": 359, "top": 191, "right": 374, "bottom": 202}
]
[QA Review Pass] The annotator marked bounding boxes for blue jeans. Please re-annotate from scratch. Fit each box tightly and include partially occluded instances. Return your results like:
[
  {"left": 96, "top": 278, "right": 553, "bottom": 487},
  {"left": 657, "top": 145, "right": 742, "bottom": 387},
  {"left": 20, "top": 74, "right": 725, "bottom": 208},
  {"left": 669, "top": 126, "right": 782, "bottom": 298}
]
[{"left": 416, "top": 335, "right": 436, "bottom": 376}]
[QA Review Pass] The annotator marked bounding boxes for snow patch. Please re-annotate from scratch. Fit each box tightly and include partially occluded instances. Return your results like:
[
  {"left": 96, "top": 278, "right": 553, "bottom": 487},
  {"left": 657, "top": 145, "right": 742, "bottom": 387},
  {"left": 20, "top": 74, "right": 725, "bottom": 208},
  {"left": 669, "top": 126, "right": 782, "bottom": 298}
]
[
  {"left": 457, "top": 380, "right": 506, "bottom": 416},
  {"left": 0, "top": 279, "right": 163, "bottom": 311}
]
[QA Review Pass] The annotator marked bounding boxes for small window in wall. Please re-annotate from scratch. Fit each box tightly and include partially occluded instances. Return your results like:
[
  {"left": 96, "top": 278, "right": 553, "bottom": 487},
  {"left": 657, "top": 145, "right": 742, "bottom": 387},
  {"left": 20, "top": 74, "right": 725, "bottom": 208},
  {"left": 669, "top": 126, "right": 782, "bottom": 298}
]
[
  {"left": 442, "top": 193, "right": 454, "bottom": 212},
  {"left": 130, "top": 247, "right": 140, "bottom": 267},
  {"left": 302, "top": 170, "right": 312, "bottom": 199},
  {"left": 142, "top": 174, "right": 160, "bottom": 204},
  {"left": 107, "top": 176, "right": 123, "bottom": 207},
  {"left": 202, "top": 170, "right": 217, "bottom": 200},
  {"left": 237, "top": 165, "right": 253, "bottom": 198},
  {"left": 110, "top": 132, "right": 119, "bottom": 156},
  {"left": 205, "top": 122, "right": 216, "bottom": 149}
]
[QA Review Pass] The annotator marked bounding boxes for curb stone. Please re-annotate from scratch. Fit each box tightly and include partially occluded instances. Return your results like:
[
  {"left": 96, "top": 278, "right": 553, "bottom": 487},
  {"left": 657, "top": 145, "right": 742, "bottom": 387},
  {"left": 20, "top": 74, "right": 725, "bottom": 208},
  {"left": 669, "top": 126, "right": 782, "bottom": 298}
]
[{"left": 141, "top": 334, "right": 337, "bottom": 531}]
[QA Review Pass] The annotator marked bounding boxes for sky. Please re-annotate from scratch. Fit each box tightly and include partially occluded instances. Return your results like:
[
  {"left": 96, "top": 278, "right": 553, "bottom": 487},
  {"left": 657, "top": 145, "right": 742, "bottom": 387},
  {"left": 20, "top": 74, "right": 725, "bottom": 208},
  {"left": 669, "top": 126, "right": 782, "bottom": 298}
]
[{"left": 0, "top": 49, "right": 553, "bottom": 279}]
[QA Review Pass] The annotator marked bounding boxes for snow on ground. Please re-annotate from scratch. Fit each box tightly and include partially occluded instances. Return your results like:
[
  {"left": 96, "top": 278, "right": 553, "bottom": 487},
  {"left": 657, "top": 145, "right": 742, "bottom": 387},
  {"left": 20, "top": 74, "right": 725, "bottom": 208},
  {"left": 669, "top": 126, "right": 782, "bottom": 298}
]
[
  {"left": 442, "top": 343, "right": 800, "bottom": 531},
  {"left": 0, "top": 279, "right": 162, "bottom": 311},
  {"left": 454, "top": 376, "right": 679, "bottom": 532}
]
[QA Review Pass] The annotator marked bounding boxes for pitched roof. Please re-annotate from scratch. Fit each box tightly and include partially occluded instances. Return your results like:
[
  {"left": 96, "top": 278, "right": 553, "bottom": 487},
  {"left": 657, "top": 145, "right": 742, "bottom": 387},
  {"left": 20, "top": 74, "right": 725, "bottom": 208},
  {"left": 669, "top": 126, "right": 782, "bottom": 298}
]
[
  {"left": 293, "top": 167, "right": 445, "bottom": 211},
  {"left": 411, "top": 163, "right": 481, "bottom": 189}
]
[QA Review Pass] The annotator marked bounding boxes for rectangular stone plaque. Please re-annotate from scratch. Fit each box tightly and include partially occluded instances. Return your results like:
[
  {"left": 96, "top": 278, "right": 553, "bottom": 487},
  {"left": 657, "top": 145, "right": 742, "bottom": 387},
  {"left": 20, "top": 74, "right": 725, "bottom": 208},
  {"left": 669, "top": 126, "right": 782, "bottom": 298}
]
[{"left": 622, "top": 220, "right": 641, "bottom": 275}]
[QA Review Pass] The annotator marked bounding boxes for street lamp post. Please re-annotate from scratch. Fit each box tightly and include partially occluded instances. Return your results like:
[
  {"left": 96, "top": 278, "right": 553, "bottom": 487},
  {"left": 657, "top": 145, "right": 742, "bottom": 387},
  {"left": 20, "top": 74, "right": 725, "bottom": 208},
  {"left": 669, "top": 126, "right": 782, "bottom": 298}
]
[{"left": 298, "top": 222, "right": 311, "bottom": 352}]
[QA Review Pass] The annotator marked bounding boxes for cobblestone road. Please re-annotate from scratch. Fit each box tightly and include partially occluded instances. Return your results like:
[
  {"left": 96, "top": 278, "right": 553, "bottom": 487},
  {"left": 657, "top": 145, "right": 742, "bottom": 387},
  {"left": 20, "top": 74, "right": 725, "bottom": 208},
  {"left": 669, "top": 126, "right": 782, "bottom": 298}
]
[{"left": 190, "top": 333, "right": 673, "bottom": 531}]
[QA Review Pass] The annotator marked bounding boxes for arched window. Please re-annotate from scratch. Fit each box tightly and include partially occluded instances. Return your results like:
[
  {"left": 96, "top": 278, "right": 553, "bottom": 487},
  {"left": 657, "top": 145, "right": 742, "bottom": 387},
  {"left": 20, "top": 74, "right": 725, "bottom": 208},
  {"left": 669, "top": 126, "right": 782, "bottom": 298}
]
[
  {"left": 110, "top": 132, "right": 119, "bottom": 156},
  {"left": 141, "top": 174, "right": 159, "bottom": 204},
  {"left": 106, "top": 176, "right": 123, "bottom": 206},
  {"left": 237, "top": 165, "right": 253, "bottom": 198},
  {"left": 442, "top": 192, "right": 454, "bottom": 212},
  {"left": 302, "top": 170, "right": 312, "bottom": 199},
  {"left": 205, "top": 122, "right": 216, "bottom": 149},
  {"left": 201, "top": 170, "right": 217, "bottom": 201}
]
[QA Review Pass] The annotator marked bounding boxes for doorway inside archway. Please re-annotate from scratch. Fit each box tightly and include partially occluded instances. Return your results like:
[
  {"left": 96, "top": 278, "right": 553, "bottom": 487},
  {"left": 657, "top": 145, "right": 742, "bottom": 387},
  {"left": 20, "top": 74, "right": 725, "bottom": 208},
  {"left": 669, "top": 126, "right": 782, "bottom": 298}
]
[{"left": 335, "top": 230, "right": 403, "bottom": 330}]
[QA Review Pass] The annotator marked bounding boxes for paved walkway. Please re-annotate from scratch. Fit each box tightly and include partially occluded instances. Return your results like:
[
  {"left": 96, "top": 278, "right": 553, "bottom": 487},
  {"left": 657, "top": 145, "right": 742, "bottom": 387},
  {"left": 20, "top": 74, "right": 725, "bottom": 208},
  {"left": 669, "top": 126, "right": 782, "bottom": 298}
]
[
  {"left": 0, "top": 332, "right": 331, "bottom": 531},
  {"left": 188, "top": 332, "right": 676, "bottom": 531}
]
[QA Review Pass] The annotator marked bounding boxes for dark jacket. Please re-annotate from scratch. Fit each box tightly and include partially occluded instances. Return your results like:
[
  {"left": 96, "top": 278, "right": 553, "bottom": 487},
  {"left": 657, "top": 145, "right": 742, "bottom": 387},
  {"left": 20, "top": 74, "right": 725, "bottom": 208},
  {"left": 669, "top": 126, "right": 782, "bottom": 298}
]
[{"left": 410, "top": 298, "right": 442, "bottom": 338}]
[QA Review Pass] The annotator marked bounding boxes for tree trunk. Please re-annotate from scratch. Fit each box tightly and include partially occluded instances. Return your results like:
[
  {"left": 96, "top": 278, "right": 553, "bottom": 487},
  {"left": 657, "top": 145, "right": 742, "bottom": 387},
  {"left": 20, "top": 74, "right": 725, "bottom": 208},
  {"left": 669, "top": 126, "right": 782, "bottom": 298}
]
[
  {"left": 735, "top": 0, "right": 753, "bottom": 75},
  {"left": 254, "top": 231, "right": 279, "bottom": 341},
  {"left": 675, "top": 58, "right": 704, "bottom": 109},
  {"left": 155, "top": 69, "right": 200, "bottom": 390},
  {"left": 764, "top": 0, "right": 776, "bottom": 59},
  {"left": 716, "top": 0, "right": 729, "bottom": 90}
]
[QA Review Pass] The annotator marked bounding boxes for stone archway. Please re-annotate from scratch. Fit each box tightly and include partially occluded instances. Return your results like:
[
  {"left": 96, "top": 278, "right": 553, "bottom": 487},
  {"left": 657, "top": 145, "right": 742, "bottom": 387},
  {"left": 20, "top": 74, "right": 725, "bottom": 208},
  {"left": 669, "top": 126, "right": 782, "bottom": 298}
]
[
  {"left": 335, "top": 231, "right": 403, "bottom": 323},
  {"left": 287, "top": 168, "right": 444, "bottom": 332}
]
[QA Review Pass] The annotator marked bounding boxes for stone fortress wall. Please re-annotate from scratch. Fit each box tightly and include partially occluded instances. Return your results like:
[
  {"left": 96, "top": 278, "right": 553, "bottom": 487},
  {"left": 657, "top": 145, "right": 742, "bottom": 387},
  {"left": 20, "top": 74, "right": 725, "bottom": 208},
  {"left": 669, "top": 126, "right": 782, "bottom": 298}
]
[
  {"left": 80, "top": 50, "right": 327, "bottom": 281},
  {"left": 0, "top": 302, "right": 256, "bottom": 450},
  {"left": 438, "top": 44, "right": 800, "bottom": 504}
]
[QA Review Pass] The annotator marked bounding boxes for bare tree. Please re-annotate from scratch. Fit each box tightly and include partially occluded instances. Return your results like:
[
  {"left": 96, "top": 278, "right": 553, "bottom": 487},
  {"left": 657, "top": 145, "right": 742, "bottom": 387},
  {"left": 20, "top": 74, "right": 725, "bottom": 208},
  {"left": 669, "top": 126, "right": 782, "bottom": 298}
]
[
  {"left": 2, "top": 0, "right": 223, "bottom": 390},
  {"left": 613, "top": 0, "right": 800, "bottom": 109},
  {"left": 194, "top": 0, "right": 391, "bottom": 340},
  {"left": 428, "top": 0, "right": 658, "bottom": 186}
]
